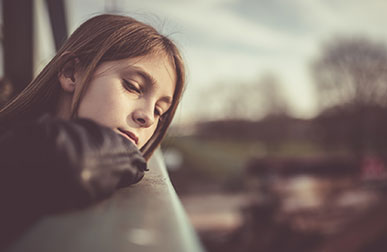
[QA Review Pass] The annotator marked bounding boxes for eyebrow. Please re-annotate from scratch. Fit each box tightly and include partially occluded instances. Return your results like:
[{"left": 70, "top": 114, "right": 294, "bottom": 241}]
[
  {"left": 131, "top": 66, "right": 157, "bottom": 86},
  {"left": 128, "top": 66, "right": 173, "bottom": 105}
]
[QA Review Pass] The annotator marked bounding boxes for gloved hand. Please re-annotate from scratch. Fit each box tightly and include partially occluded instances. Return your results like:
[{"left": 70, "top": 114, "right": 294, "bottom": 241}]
[
  {"left": 0, "top": 114, "right": 148, "bottom": 248},
  {"left": 60, "top": 116, "right": 148, "bottom": 203}
]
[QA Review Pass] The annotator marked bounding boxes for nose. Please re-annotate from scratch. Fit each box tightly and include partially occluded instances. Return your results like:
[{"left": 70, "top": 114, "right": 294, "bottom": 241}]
[{"left": 132, "top": 109, "right": 155, "bottom": 128}]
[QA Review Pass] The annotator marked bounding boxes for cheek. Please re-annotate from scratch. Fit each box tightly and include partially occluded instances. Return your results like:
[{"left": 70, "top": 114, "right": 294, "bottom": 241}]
[
  {"left": 77, "top": 90, "right": 125, "bottom": 127},
  {"left": 78, "top": 100, "right": 112, "bottom": 126}
]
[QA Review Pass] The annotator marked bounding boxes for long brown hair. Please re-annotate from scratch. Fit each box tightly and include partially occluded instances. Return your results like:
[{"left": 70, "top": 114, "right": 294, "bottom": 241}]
[{"left": 0, "top": 14, "right": 185, "bottom": 160}]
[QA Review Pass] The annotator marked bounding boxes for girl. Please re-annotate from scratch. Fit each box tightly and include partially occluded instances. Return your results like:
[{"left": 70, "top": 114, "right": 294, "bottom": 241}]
[{"left": 0, "top": 14, "right": 185, "bottom": 249}]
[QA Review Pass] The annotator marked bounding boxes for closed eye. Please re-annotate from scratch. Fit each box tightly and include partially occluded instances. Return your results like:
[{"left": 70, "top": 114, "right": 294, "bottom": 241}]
[
  {"left": 154, "top": 108, "right": 162, "bottom": 117},
  {"left": 123, "top": 79, "right": 141, "bottom": 93},
  {"left": 155, "top": 108, "right": 167, "bottom": 121}
]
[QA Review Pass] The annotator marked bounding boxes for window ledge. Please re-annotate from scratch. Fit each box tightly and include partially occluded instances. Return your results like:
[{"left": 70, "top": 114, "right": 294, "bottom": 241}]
[{"left": 7, "top": 149, "right": 204, "bottom": 252}]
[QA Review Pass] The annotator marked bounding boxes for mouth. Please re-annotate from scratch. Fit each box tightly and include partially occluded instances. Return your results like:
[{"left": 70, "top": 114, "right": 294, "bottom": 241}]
[{"left": 117, "top": 128, "right": 139, "bottom": 145}]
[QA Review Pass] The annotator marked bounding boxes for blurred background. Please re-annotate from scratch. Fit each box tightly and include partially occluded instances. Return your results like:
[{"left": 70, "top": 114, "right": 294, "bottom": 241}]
[{"left": 2, "top": 0, "right": 387, "bottom": 251}]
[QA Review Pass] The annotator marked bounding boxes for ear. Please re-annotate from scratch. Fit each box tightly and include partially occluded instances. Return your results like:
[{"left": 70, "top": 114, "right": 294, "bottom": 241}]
[{"left": 58, "top": 58, "right": 80, "bottom": 93}]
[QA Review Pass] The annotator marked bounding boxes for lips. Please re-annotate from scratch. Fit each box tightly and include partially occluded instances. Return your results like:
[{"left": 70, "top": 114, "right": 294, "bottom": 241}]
[{"left": 118, "top": 128, "right": 139, "bottom": 145}]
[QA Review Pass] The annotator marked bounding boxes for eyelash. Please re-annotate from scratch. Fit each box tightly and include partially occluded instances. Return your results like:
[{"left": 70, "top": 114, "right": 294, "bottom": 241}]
[
  {"left": 155, "top": 108, "right": 166, "bottom": 122},
  {"left": 123, "top": 79, "right": 141, "bottom": 94}
]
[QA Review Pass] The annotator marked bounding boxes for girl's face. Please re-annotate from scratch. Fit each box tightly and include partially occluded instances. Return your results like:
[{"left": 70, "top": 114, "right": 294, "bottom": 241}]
[{"left": 75, "top": 54, "right": 176, "bottom": 149}]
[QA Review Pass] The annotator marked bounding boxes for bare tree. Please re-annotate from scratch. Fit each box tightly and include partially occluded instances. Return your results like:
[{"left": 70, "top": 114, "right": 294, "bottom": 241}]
[
  {"left": 257, "top": 73, "right": 288, "bottom": 117},
  {"left": 312, "top": 36, "right": 387, "bottom": 110},
  {"left": 312, "top": 36, "right": 387, "bottom": 160}
]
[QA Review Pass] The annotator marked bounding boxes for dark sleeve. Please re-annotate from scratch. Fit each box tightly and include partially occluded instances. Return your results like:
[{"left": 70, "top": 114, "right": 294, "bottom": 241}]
[{"left": 0, "top": 115, "right": 147, "bottom": 249}]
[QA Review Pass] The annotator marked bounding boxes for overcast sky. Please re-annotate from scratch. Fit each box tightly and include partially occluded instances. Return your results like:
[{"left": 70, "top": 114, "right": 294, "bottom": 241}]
[{"left": 34, "top": 0, "right": 387, "bottom": 123}]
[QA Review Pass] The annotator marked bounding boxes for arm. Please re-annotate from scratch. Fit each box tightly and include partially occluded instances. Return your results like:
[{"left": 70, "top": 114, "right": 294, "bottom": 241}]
[{"left": 0, "top": 115, "right": 147, "bottom": 248}]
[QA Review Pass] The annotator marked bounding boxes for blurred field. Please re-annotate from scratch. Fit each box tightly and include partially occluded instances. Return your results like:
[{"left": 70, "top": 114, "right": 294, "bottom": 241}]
[{"left": 162, "top": 134, "right": 353, "bottom": 194}]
